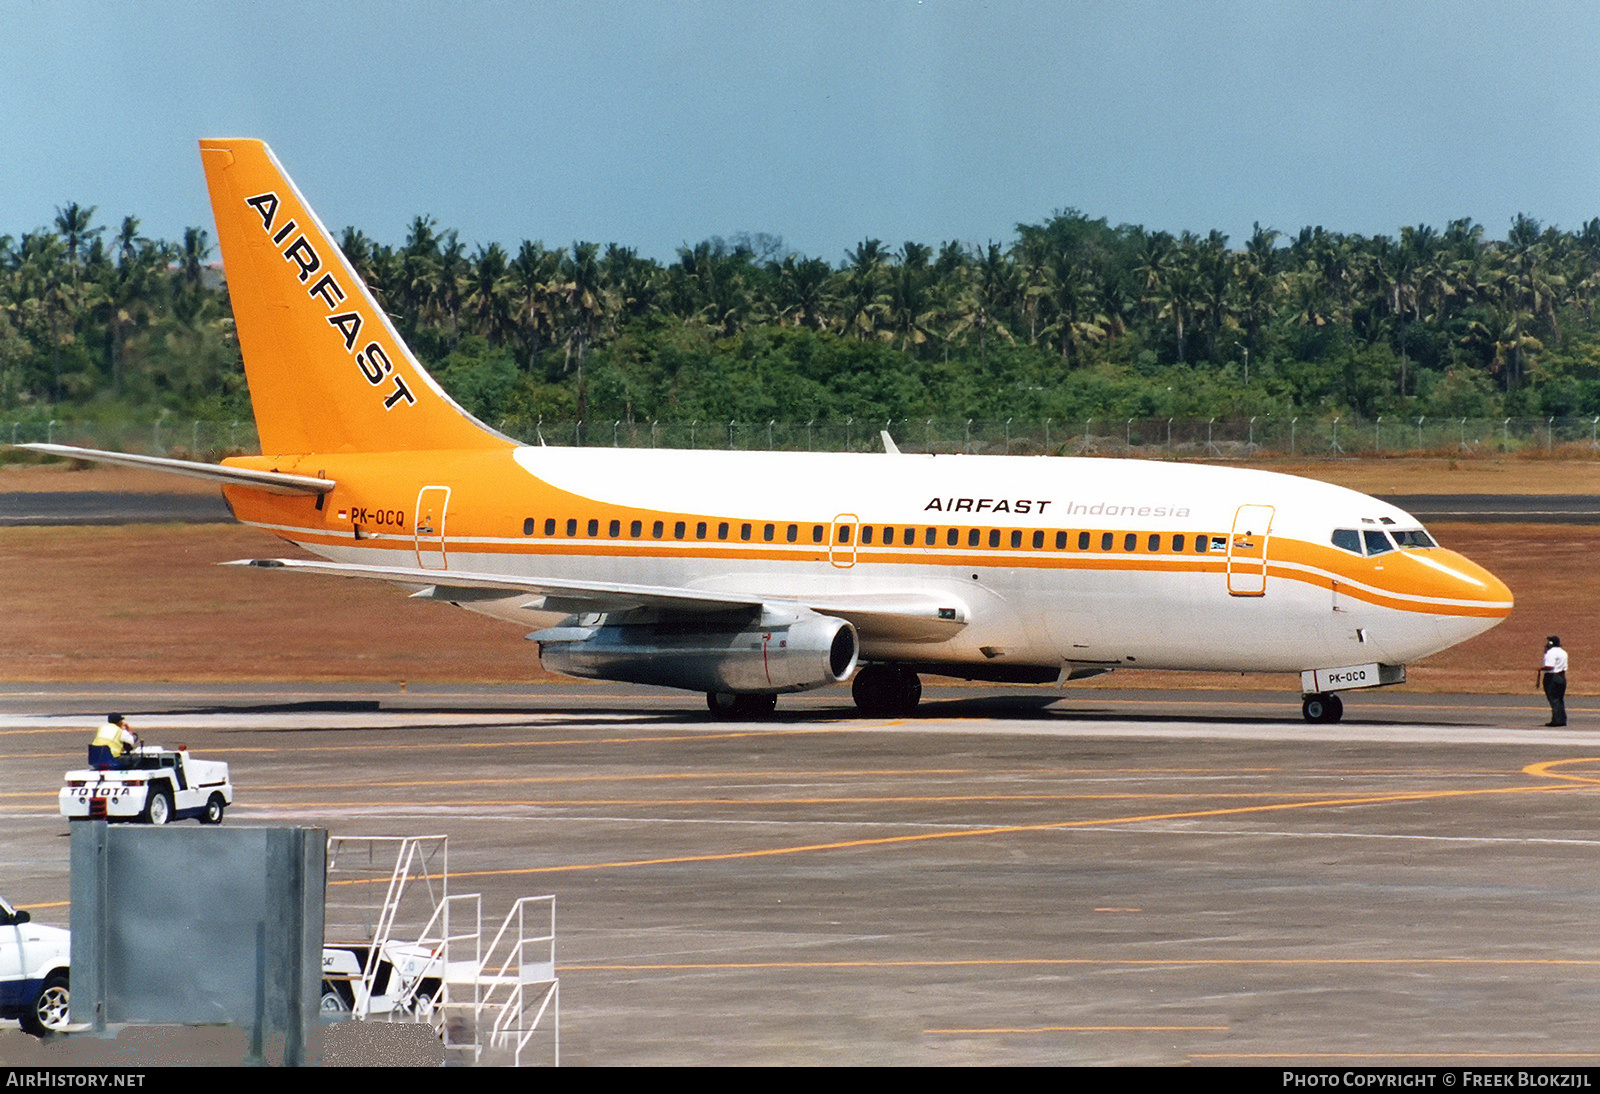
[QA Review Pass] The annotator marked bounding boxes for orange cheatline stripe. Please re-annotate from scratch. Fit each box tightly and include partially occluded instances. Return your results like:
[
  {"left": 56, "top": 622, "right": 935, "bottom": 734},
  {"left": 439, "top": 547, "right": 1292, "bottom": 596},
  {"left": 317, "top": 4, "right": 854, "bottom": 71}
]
[{"left": 319, "top": 779, "right": 1596, "bottom": 884}]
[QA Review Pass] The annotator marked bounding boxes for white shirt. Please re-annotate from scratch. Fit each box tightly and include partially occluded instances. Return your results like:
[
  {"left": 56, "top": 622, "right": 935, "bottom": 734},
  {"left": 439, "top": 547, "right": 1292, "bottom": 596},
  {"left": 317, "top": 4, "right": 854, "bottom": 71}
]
[{"left": 1544, "top": 647, "right": 1569, "bottom": 673}]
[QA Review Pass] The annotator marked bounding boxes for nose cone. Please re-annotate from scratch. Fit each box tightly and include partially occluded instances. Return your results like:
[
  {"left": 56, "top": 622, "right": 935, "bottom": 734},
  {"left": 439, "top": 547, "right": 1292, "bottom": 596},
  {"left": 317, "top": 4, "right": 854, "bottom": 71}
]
[{"left": 1411, "top": 548, "right": 1514, "bottom": 649}]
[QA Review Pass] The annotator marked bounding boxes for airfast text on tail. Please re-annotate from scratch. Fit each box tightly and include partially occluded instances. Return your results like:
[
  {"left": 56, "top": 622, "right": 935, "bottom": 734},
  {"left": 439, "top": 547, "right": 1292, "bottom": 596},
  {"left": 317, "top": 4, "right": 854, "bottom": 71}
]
[{"left": 199, "top": 139, "right": 509, "bottom": 456}]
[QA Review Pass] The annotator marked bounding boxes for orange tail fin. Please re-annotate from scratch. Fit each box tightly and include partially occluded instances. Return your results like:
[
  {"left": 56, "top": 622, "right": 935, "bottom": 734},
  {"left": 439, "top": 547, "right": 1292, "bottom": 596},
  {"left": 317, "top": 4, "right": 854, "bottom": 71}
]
[{"left": 199, "top": 139, "right": 508, "bottom": 455}]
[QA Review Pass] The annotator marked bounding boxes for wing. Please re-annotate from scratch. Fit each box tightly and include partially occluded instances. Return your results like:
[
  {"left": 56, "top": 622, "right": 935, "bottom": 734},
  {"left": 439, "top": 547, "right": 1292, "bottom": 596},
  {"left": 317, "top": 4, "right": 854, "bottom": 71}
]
[{"left": 227, "top": 558, "right": 969, "bottom": 641}]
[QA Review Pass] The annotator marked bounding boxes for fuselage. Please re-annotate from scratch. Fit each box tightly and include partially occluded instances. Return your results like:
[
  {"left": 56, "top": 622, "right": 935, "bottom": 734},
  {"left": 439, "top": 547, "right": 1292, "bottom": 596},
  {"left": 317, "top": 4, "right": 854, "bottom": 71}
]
[{"left": 222, "top": 446, "right": 1513, "bottom": 681}]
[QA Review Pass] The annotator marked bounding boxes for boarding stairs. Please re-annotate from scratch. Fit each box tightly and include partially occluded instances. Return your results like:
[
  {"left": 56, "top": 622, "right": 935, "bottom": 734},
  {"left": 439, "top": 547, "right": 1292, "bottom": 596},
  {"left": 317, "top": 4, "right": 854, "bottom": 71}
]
[{"left": 324, "top": 834, "right": 559, "bottom": 1066}]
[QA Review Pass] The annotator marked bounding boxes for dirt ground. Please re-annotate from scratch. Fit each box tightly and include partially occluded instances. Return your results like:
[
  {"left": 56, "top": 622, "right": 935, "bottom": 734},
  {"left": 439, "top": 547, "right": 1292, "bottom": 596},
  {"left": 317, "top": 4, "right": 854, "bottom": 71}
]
[{"left": 0, "top": 519, "right": 1583, "bottom": 697}]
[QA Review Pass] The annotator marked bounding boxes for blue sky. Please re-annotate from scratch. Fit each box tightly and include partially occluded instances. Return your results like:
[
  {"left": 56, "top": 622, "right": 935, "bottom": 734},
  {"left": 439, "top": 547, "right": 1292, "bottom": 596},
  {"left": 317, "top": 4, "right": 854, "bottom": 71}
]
[{"left": 4, "top": 1, "right": 1599, "bottom": 262}]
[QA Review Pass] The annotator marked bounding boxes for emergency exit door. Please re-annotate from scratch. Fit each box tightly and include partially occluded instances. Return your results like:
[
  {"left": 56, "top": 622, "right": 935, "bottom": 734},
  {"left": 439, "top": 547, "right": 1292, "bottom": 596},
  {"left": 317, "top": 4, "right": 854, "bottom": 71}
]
[
  {"left": 1226, "top": 504, "right": 1274, "bottom": 596},
  {"left": 415, "top": 485, "right": 451, "bottom": 570}
]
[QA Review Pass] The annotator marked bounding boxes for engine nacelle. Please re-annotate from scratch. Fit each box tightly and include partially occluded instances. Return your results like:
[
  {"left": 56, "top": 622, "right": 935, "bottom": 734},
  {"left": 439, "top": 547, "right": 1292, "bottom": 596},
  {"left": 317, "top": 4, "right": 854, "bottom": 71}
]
[{"left": 535, "top": 607, "right": 859, "bottom": 694}]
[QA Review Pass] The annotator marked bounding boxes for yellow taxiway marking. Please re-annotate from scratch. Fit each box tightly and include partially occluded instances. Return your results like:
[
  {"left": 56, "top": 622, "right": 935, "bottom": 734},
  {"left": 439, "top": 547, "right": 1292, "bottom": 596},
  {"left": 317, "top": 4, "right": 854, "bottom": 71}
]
[
  {"left": 1193, "top": 1052, "right": 1600, "bottom": 1060},
  {"left": 560, "top": 956, "right": 1600, "bottom": 971},
  {"left": 928, "top": 1025, "right": 1227, "bottom": 1034},
  {"left": 318, "top": 778, "right": 1596, "bottom": 883}
]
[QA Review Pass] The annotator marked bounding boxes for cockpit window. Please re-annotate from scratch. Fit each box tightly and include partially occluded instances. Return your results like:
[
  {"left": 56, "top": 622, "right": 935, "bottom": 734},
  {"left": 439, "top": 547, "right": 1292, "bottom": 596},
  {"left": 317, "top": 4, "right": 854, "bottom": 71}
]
[
  {"left": 1331, "top": 529, "right": 1362, "bottom": 554},
  {"left": 1363, "top": 529, "right": 1395, "bottom": 555},
  {"left": 1391, "top": 529, "right": 1436, "bottom": 549}
]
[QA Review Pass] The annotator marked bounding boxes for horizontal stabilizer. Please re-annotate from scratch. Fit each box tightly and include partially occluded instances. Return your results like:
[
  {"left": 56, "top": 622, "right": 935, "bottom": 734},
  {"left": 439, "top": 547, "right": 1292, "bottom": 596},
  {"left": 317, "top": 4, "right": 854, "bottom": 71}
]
[{"left": 15, "top": 444, "right": 336, "bottom": 496}]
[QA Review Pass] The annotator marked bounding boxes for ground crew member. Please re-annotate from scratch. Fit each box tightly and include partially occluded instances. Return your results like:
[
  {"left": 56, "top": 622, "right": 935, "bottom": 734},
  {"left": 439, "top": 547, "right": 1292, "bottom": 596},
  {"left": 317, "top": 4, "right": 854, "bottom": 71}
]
[
  {"left": 1537, "top": 636, "right": 1568, "bottom": 727},
  {"left": 89, "top": 713, "right": 139, "bottom": 769}
]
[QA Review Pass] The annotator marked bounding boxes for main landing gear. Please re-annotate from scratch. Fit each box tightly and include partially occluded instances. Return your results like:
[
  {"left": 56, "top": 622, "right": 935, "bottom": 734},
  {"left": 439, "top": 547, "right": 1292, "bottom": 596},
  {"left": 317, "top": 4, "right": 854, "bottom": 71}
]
[
  {"left": 706, "top": 692, "right": 778, "bottom": 721},
  {"left": 1302, "top": 692, "right": 1344, "bottom": 723},
  {"left": 852, "top": 665, "right": 922, "bottom": 717}
]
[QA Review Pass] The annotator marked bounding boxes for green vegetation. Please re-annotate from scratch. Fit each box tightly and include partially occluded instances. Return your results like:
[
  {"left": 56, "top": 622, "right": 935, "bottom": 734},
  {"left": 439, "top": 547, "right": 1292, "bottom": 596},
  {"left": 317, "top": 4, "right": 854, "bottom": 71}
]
[{"left": 7, "top": 203, "right": 1600, "bottom": 440}]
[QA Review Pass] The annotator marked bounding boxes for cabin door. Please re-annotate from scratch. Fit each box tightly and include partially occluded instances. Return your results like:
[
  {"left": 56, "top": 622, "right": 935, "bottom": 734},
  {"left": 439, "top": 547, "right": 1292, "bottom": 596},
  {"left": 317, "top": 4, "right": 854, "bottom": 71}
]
[
  {"left": 1226, "top": 504, "right": 1274, "bottom": 596},
  {"left": 414, "top": 485, "right": 451, "bottom": 570},
  {"left": 829, "top": 514, "right": 859, "bottom": 569}
]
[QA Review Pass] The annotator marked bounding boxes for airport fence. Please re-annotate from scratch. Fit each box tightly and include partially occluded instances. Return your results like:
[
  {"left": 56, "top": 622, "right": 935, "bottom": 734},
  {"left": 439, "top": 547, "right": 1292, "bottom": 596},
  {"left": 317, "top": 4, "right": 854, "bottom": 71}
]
[{"left": 8, "top": 415, "right": 1600, "bottom": 461}]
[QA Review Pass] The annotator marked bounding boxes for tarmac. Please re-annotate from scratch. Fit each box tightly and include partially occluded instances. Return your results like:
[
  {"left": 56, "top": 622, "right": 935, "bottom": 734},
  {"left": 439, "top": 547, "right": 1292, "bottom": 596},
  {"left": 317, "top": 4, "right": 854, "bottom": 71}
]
[{"left": 3, "top": 682, "right": 1600, "bottom": 1065}]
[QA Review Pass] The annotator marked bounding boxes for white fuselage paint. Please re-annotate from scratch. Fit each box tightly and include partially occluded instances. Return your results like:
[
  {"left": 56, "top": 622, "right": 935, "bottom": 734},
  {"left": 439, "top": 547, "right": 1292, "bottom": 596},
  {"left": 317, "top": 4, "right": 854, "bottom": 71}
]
[{"left": 256, "top": 449, "right": 1507, "bottom": 679}]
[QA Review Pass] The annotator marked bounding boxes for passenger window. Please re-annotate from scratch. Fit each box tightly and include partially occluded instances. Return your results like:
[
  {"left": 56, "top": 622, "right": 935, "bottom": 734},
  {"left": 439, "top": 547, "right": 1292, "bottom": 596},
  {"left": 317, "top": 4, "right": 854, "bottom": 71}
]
[
  {"left": 905, "top": 527, "right": 916, "bottom": 543},
  {"left": 1101, "top": 532, "right": 1113, "bottom": 550},
  {"left": 1172, "top": 533, "right": 1185, "bottom": 552},
  {"left": 837, "top": 525, "right": 851, "bottom": 544},
  {"left": 674, "top": 521, "right": 686, "bottom": 539},
  {"left": 718, "top": 522, "right": 729, "bottom": 540},
  {"left": 1331, "top": 528, "right": 1362, "bottom": 554},
  {"left": 1011, "top": 530, "right": 1023, "bottom": 548},
  {"left": 587, "top": 518, "right": 600, "bottom": 537},
  {"left": 968, "top": 529, "right": 981, "bottom": 547},
  {"left": 695, "top": 521, "right": 707, "bottom": 539},
  {"left": 763, "top": 523, "right": 775, "bottom": 542},
  {"left": 1055, "top": 531, "right": 1067, "bottom": 549},
  {"left": 1033, "top": 530, "right": 1044, "bottom": 549},
  {"left": 786, "top": 524, "right": 798, "bottom": 543},
  {"left": 567, "top": 518, "right": 578, "bottom": 537},
  {"left": 861, "top": 526, "right": 873, "bottom": 544},
  {"left": 1148, "top": 534, "right": 1161, "bottom": 551},
  {"left": 630, "top": 520, "right": 642, "bottom": 537},
  {"left": 1078, "top": 531, "right": 1091, "bottom": 550},
  {"left": 882, "top": 527, "right": 894, "bottom": 545},
  {"left": 989, "top": 529, "right": 1001, "bottom": 548},
  {"left": 947, "top": 528, "right": 959, "bottom": 546},
  {"left": 1124, "top": 533, "right": 1137, "bottom": 551},
  {"left": 925, "top": 528, "right": 937, "bottom": 546},
  {"left": 545, "top": 518, "right": 556, "bottom": 536},
  {"left": 741, "top": 523, "right": 752, "bottom": 541},
  {"left": 1195, "top": 536, "right": 1209, "bottom": 553},
  {"left": 523, "top": 518, "right": 535, "bottom": 536},
  {"left": 813, "top": 525, "right": 825, "bottom": 543},
  {"left": 652, "top": 520, "right": 664, "bottom": 538},
  {"left": 1363, "top": 529, "right": 1395, "bottom": 555},
  {"left": 610, "top": 520, "right": 622, "bottom": 538}
]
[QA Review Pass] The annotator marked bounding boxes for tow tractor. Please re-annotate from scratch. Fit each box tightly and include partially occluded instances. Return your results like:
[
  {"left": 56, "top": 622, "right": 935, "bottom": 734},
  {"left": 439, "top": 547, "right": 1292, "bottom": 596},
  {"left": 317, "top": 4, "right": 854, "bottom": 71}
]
[{"left": 60, "top": 745, "right": 233, "bottom": 825}]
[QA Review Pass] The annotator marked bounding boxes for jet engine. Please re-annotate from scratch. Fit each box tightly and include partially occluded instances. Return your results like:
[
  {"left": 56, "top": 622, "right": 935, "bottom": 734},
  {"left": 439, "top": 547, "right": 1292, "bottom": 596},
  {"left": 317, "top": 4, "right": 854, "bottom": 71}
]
[{"left": 533, "top": 606, "right": 859, "bottom": 694}]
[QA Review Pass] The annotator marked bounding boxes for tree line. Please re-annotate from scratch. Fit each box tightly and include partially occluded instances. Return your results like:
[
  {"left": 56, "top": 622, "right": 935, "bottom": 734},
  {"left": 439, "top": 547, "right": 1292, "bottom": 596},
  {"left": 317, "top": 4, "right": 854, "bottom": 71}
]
[{"left": 6, "top": 200, "right": 1600, "bottom": 439}]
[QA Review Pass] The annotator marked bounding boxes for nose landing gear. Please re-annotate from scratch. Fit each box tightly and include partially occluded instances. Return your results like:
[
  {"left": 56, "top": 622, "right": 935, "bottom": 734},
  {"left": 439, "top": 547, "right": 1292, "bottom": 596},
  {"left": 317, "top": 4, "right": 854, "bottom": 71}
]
[{"left": 1302, "top": 692, "right": 1344, "bottom": 723}]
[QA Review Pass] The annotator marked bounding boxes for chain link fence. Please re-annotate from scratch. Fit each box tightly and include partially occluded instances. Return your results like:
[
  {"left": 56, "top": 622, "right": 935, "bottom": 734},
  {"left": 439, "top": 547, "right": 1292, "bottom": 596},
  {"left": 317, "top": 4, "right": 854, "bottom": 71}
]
[{"left": 8, "top": 415, "right": 1600, "bottom": 460}]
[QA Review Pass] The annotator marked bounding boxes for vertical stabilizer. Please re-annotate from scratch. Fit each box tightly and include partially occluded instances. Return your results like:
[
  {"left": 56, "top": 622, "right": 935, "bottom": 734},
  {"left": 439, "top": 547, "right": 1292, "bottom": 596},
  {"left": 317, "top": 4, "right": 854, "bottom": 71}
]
[{"left": 199, "top": 139, "right": 508, "bottom": 455}]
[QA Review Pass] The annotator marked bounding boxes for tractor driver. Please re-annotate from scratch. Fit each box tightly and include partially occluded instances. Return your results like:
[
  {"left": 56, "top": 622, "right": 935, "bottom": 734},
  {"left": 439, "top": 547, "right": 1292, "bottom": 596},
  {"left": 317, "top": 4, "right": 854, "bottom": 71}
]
[{"left": 88, "top": 713, "right": 139, "bottom": 769}]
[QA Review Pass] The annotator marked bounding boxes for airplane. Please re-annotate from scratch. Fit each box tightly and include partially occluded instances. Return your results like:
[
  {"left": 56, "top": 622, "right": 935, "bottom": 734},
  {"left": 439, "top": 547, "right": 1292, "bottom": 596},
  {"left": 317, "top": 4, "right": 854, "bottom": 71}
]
[{"left": 19, "top": 139, "right": 1514, "bottom": 723}]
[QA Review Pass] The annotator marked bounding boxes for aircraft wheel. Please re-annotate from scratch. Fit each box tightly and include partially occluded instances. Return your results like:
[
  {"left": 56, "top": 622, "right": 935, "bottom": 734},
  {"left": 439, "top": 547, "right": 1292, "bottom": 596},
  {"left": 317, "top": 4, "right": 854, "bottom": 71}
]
[
  {"left": 852, "top": 665, "right": 922, "bottom": 716},
  {"left": 706, "top": 692, "right": 778, "bottom": 720},
  {"left": 1302, "top": 693, "right": 1344, "bottom": 723}
]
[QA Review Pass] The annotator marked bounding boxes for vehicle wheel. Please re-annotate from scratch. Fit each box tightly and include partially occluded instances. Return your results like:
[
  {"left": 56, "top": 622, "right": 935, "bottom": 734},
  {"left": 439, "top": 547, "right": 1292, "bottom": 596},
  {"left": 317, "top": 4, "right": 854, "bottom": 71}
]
[
  {"left": 20, "top": 971, "right": 69, "bottom": 1036},
  {"left": 200, "top": 793, "right": 226, "bottom": 825},
  {"left": 1302, "top": 693, "right": 1344, "bottom": 723},
  {"left": 853, "top": 665, "right": 921, "bottom": 716},
  {"left": 319, "top": 982, "right": 351, "bottom": 1020},
  {"left": 706, "top": 692, "right": 779, "bottom": 720},
  {"left": 144, "top": 787, "right": 173, "bottom": 826}
]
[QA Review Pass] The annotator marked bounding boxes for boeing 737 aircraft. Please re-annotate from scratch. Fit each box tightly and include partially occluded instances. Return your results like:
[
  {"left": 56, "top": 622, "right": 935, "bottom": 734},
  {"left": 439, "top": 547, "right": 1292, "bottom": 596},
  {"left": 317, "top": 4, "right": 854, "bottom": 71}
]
[{"left": 21, "top": 140, "right": 1514, "bottom": 721}]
